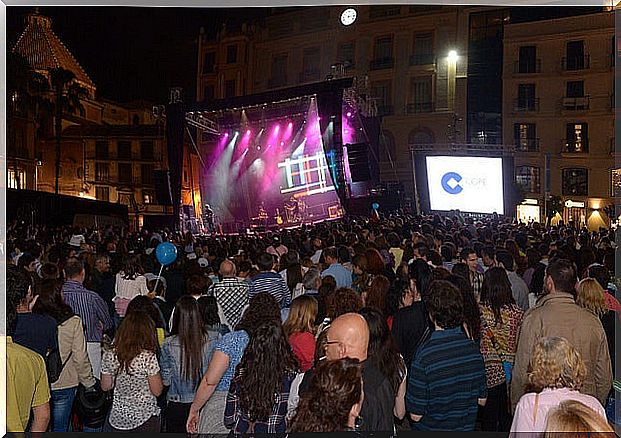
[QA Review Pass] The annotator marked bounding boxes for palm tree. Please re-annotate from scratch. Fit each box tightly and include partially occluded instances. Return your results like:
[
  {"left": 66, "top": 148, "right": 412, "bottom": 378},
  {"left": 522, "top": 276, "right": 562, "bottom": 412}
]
[
  {"left": 49, "top": 67, "right": 88, "bottom": 194},
  {"left": 7, "top": 52, "right": 49, "bottom": 189}
]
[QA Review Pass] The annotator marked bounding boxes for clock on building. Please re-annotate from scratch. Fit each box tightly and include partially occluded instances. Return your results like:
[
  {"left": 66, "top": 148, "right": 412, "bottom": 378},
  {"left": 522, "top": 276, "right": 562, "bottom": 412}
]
[{"left": 340, "top": 8, "right": 357, "bottom": 26}]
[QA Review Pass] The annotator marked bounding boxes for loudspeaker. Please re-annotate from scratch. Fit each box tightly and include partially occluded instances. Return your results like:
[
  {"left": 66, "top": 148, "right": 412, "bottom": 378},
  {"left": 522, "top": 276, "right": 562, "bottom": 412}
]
[
  {"left": 153, "top": 170, "right": 172, "bottom": 205},
  {"left": 346, "top": 143, "right": 371, "bottom": 182}
]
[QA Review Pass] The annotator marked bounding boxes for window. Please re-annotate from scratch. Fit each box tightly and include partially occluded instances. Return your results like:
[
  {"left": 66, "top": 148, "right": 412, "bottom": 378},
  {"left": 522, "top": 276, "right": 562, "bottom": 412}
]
[
  {"left": 270, "top": 54, "right": 288, "bottom": 87},
  {"left": 140, "top": 141, "right": 154, "bottom": 160},
  {"left": 518, "top": 46, "right": 537, "bottom": 73},
  {"left": 302, "top": 47, "right": 321, "bottom": 80},
  {"left": 371, "top": 80, "right": 393, "bottom": 115},
  {"left": 513, "top": 123, "right": 537, "bottom": 151},
  {"left": 411, "top": 33, "right": 434, "bottom": 65},
  {"left": 226, "top": 45, "right": 237, "bottom": 64},
  {"left": 371, "top": 36, "right": 394, "bottom": 69},
  {"left": 118, "top": 163, "right": 133, "bottom": 184},
  {"left": 516, "top": 166, "right": 541, "bottom": 193},
  {"left": 408, "top": 77, "right": 432, "bottom": 113},
  {"left": 565, "top": 40, "right": 587, "bottom": 70},
  {"left": 566, "top": 81, "right": 584, "bottom": 98},
  {"left": 517, "top": 84, "right": 536, "bottom": 111},
  {"left": 117, "top": 141, "right": 131, "bottom": 160},
  {"left": 562, "top": 168, "right": 588, "bottom": 196},
  {"left": 565, "top": 123, "right": 588, "bottom": 152},
  {"left": 224, "top": 80, "right": 236, "bottom": 98},
  {"left": 370, "top": 5, "right": 401, "bottom": 19},
  {"left": 7, "top": 169, "right": 26, "bottom": 189},
  {"left": 95, "top": 186, "right": 110, "bottom": 202},
  {"left": 203, "top": 52, "right": 216, "bottom": 73},
  {"left": 612, "top": 168, "right": 621, "bottom": 197},
  {"left": 143, "top": 191, "right": 155, "bottom": 204},
  {"left": 141, "top": 164, "right": 154, "bottom": 185},
  {"left": 204, "top": 84, "right": 215, "bottom": 101},
  {"left": 337, "top": 42, "right": 355, "bottom": 68},
  {"left": 95, "top": 141, "right": 109, "bottom": 159},
  {"left": 95, "top": 163, "right": 109, "bottom": 182}
]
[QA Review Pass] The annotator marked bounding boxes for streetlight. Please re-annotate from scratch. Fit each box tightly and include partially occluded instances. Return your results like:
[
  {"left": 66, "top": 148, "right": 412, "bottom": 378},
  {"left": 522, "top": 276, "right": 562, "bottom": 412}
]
[{"left": 447, "top": 50, "right": 458, "bottom": 111}]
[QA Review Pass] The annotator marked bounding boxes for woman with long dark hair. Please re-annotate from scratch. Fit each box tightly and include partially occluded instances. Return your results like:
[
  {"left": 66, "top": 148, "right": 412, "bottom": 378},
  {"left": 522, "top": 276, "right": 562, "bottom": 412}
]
[
  {"left": 101, "top": 311, "right": 163, "bottom": 432},
  {"left": 186, "top": 293, "right": 282, "bottom": 434},
  {"left": 160, "top": 296, "right": 218, "bottom": 432},
  {"left": 363, "top": 275, "right": 391, "bottom": 318},
  {"left": 359, "top": 307, "right": 407, "bottom": 422},
  {"left": 224, "top": 321, "right": 299, "bottom": 434},
  {"left": 197, "top": 295, "right": 229, "bottom": 337},
  {"left": 479, "top": 267, "right": 523, "bottom": 431},
  {"left": 289, "top": 358, "right": 364, "bottom": 432},
  {"left": 126, "top": 295, "right": 167, "bottom": 347},
  {"left": 279, "top": 250, "right": 306, "bottom": 299},
  {"left": 32, "top": 279, "right": 96, "bottom": 432},
  {"left": 447, "top": 274, "right": 481, "bottom": 341}
]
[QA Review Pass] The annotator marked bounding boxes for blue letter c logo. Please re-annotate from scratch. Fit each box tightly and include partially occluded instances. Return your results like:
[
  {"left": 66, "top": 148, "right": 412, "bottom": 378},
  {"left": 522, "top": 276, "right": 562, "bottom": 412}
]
[{"left": 441, "top": 172, "right": 463, "bottom": 194}]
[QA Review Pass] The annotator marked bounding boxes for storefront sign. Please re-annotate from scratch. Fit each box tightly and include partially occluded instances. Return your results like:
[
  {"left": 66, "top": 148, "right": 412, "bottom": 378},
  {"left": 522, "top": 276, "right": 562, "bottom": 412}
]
[{"left": 564, "top": 200, "right": 585, "bottom": 209}]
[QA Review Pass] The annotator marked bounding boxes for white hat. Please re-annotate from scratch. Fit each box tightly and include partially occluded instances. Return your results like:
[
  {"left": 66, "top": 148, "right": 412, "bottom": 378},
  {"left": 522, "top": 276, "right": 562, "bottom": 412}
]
[
  {"left": 198, "top": 257, "right": 209, "bottom": 268},
  {"left": 187, "top": 252, "right": 197, "bottom": 260},
  {"left": 69, "top": 235, "right": 85, "bottom": 247},
  {"left": 144, "top": 273, "right": 167, "bottom": 289}
]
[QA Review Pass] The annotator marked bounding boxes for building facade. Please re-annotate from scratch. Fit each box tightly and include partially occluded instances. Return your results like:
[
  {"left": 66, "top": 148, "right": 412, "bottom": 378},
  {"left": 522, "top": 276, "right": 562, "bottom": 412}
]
[
  {"left": 197, "top": 5, "right": 470, "bottom": 194},
  {"left": 503, "top": 9, "right": 615, "bottom": 228},
  {"left": 10, "top": 11, "right": 202, "bottom": 230}
]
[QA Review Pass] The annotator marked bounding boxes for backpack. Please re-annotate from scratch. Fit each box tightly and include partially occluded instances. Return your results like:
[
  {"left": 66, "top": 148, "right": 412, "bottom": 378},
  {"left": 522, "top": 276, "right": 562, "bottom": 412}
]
[{"left": 46, "top": 349, "right": 73, "bottom": 384}]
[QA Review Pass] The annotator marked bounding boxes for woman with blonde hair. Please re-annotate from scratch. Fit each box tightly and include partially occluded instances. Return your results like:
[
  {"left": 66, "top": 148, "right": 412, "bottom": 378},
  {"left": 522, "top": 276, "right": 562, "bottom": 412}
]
[
  {"left": 576, "top": 278, "right": 608, "bottom": 318},
  {"left": 283, "top": 295, "right": 318, "bottom": 372},
  {"left": 510, "top": 337, "right": 606, "bottom": 434},
  {"left": 544, "top": 400, "right": 615, "bottom": 436}
]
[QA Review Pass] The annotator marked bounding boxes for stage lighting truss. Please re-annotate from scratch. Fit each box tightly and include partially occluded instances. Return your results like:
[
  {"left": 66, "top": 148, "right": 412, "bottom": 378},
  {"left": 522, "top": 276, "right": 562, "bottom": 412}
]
[
  {"left": 409, "top": 142, "right": 515, "bottom": 156},
  {"left": 185, "top": 111, "right": 220, "bottom": 135}
]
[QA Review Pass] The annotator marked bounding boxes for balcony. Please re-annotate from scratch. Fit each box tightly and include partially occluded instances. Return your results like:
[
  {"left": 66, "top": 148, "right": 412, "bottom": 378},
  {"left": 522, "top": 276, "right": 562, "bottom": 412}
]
[
  {"left": 409, "top": 54, "right": 435, "bottom": 66},
  {"left": 299, "top": 69, "right": 321, "bottom": 83},
  {"left": 515, "top": 138, "right": 540, "bottom": 152},
  {"left": 268, "top": 76, "right": 287, "bottom": 88},
  {"left": 513, "top": 98, "right": 540, "bottom": 112},
  {"left": 561, "top": 55, "right": 590, "bottom": 71},
  {"left": 406, "top": 102, "right": 433, "bottom": 114},
  {"left": 563, "top": 139, "right": 589, "bottom": 154},
  {"left": 369, "top": 57, "right": 395, "bottom": 70},
  {"left": 561, "top": 96, "right": 590, "bottom": 111},
  {"left": 513, "top": 59, "right": 541, "bottom": 74},
  {"left": 377, "top": 105, "right": 394, "bottom": 116}
]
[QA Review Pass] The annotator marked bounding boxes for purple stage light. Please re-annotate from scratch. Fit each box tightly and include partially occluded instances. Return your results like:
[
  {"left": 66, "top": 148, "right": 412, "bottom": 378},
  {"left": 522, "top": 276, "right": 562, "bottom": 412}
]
[
  {"left": 258, "top": 146, "right": 262, "bottom": 151},
  {"left": 288, "top": 122, "right": 293, "bottom": 128},
  {"left": 246, "top": 129, "right": 251, "bottom": 136},
  {"left": 224, "top": 132, "right": 229, "bottom": 137},
  {"left": 280, "top": 141, "right": 285, "bottom": 146},
  {"left": 274, "top": 125, "right": 280, "bottom": 134},
  {"left": 346, "top": 112, "right": 352, "bottom": 117}
]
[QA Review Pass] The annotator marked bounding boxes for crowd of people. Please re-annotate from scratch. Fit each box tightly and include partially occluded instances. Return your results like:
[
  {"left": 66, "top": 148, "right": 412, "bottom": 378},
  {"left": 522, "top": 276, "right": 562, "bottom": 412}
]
[{"left": 5, "top": 211, "right": 620, "bottom": 435}]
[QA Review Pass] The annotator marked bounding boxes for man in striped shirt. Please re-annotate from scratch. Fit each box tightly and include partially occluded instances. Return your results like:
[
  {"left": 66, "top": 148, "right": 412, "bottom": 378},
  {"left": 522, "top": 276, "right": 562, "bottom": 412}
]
[
  {"left": 248, "top": 253, "right": 291, "bottom": 309},
  {"left": 62, "top": 257, "right": 113, "bottom": 378},
  {"left": 407, "top": 280, "right": 487, "bottom": 431}
]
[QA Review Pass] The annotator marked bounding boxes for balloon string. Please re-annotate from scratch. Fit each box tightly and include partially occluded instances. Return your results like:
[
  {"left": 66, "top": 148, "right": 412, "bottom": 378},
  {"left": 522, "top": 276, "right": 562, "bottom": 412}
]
[{"left": 153, "top": 264, "right": 164, "bottom": 294}]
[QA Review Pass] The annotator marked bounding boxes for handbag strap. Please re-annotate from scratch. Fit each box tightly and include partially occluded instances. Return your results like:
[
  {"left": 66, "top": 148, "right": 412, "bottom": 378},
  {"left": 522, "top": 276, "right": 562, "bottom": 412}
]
[
  {"left": 62, "top": 351, "right": 74, "bottom": 367},
  {"left": 482, "top": 315, "right": 507, "bottom": 361},
  {"left": 533, "top": 393, "right": 540, "bottom": 425}
]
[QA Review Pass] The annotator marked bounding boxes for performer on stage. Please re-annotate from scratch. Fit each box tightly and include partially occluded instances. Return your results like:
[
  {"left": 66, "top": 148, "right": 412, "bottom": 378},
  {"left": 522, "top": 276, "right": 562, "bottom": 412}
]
[
  {"left": 284, "top": 196, "right": 299, "bottom": 223},
  {"left": 258, "top": 202, "right": 268, "bottom": 227},
  {"left": 203, "top": 203, "right": 215, "bottom": 233}
]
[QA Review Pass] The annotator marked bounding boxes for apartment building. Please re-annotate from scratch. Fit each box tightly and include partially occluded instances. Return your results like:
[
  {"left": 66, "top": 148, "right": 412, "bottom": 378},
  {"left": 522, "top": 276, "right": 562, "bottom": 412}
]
[{"left": 503, "top": 9, "right": 615, "bottom": 228}]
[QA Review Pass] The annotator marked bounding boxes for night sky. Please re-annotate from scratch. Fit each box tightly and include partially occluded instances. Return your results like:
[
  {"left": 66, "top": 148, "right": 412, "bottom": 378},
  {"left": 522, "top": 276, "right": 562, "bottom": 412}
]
[
  {"left": 7, "top": 6, "right": 270, "bottom": 104},
  {"left": 7, "top": 6, "right": 602, "bottom": 106}
]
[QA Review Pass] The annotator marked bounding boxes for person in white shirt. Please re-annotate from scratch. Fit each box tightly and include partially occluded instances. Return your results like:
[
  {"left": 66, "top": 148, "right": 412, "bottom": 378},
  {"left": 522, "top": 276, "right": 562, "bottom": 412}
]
[{"left": 113, "top": 255, "right": 149, "bottom": 322}]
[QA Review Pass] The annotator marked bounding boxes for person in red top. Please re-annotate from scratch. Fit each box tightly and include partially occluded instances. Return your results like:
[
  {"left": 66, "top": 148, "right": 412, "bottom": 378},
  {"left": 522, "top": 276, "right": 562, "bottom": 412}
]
[{"left": 283, "top": 295, "right": 318, "bottom": 372}]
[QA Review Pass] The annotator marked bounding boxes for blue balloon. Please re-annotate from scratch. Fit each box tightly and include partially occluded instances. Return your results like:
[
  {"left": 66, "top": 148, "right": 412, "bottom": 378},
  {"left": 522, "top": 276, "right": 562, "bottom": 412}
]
[
  {"left": 156, "top": 242, "right": 177, "bottom": 266},
  {"left": 371, "top": 202, "right": 380, "bottom": 210}
]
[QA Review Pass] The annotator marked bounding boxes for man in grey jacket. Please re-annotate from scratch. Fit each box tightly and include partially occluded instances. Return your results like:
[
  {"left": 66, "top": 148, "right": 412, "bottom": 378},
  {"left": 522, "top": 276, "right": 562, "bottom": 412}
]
[{"left": 510, "top": 258, "right": 612, "bottom": 411}]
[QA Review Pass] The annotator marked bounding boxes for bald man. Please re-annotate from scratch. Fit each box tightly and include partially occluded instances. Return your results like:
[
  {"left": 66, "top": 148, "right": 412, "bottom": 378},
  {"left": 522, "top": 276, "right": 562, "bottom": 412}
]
[
  {"left": 324, "top": 313, "right": 369, "bottom": 361},
  {"left": 207, "top": 259, "right": 249, "bottom": 331},
  {"left": 324, "top": 313, "right": 395, "bottom": 433}
]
